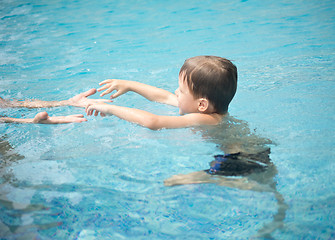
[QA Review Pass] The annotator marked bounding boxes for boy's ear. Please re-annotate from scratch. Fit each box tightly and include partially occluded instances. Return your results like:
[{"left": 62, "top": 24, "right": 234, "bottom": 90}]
[{"left": 198, "top": 98, "right": 209, "bottom": 113}]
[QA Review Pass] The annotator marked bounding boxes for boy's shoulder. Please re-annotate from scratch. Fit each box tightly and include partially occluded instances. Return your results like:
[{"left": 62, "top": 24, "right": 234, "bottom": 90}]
[{"left": 183, "top": 112, "right": 224, "bottom": 126}]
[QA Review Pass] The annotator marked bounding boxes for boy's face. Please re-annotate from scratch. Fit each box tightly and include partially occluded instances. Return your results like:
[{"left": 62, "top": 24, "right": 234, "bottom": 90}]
[{"left": 175, "top": 74, "right": 199, "bottom": 115}]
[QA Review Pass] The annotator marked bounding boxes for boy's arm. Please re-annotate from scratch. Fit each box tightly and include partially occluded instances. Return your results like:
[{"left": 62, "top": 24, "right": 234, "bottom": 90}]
[
  {"left": 98, "top": 79, "right": 178, "bottom": 106},
  {"left": 0, "top": 89, "right": 111, "bottom": 109},
  {"left": 0, "top": 112, "right": 87, "bottom": 124},
  {"left": 86, "top": 104, "right": 221, "bottom": 130}
]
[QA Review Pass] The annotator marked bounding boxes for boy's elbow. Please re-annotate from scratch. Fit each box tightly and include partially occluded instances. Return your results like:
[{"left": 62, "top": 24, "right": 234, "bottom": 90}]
[
  {"left": 142, "top": 116, "right": 162, "bottom": 130},
  {"left": 148, "top": 125, "right": 160, "bottom": 130},
  {"left": 146, "top": 121, "right": 161, "bottom": 131}
]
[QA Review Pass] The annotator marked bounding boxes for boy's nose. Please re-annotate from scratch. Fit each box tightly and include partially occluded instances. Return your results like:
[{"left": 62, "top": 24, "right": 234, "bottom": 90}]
[{"left": 175, "top": 88, "right": 179, "bottom": 96}]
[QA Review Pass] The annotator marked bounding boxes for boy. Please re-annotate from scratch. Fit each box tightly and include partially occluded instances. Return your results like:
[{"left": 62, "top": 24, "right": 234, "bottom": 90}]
[
  {"left": 0, "top": 89, "right": 111, "bottom": 124},
  {"left": 86, "top": 55, "right": 238, "bottom": 130}
]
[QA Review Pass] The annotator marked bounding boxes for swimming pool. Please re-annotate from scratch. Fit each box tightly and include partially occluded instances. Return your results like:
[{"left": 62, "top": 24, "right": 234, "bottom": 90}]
[{"left": 1, "top": 0, "right": 334, "bottom": 239}]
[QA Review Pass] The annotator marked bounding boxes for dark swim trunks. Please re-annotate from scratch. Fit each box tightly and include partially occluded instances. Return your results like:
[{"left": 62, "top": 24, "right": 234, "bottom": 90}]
[{"left": 205, "top": 149, "right": 270, "bottom": 176}]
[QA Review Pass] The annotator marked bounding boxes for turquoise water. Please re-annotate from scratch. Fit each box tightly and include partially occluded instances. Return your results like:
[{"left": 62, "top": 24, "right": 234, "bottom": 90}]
[{"left": 1, "top": 0, "right": 335, "bottom": 239}]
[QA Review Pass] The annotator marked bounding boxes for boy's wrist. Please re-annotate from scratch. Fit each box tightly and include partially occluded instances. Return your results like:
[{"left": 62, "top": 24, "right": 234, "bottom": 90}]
[{"left": 124, "top": 80, "right": 133, "bottom": 92}]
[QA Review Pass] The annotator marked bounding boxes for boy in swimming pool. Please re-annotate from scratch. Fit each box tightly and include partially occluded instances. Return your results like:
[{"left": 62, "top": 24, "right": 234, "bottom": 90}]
[
  {"left": 86, "top": 56, "right": 238, "bottom": 130},
  {"left": 0, "top": 88, "right": 111, "bottom": 124}
]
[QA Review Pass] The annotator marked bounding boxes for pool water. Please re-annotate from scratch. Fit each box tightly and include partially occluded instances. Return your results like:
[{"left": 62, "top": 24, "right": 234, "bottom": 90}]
[{"left": 1, "top": 0, "right": 335, "bottom": 239}]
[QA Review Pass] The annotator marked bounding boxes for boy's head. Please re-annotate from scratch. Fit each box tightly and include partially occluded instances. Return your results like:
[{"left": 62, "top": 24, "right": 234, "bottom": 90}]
[{"left": 178, "top": 56, "right": 237, "bottom": 114}]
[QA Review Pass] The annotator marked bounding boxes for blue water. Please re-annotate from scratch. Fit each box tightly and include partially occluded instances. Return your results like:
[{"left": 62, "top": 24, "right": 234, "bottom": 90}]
[{"left": 1, "top": 0, "right": 335, "bottom": 239}]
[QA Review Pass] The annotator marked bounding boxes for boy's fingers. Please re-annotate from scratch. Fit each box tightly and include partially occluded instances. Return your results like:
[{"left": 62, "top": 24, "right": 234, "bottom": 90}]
[
  {"left": 97, "top": 85, "right": 109, "bottom": 92},
  {"left": 99, "top": 90, "right": 109, "bottom": 97},
  {"left": 99, "top": 79, "right": 113, "bottom": 85},
  {"left": 111, "top": 90, "right": 123, "bottom": 99},
  {"left": 85, "top": 105, "right": 91, "bottom": 115},
  {"left": 100, "top": 89, "right": 115, "bottom": 97}
]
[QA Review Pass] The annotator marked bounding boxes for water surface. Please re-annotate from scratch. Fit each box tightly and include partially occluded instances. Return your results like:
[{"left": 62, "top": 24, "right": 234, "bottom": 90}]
[{"left": 1, "top": 0, "right": 334, "bottom": 239}]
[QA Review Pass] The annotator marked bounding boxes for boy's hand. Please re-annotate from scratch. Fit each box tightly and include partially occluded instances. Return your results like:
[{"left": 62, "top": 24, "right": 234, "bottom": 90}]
[
  {"left": 68, "top": 88, "right": 112, "bottom": 108},
  {"left": 98, "top": 79, "right": 130, "bottom": 99},
  {"left": 85, "top": 104, "right": 107, "bottom": 117},
  {"left": 33, "top": 112, "right": 87, "bottom": 124}
]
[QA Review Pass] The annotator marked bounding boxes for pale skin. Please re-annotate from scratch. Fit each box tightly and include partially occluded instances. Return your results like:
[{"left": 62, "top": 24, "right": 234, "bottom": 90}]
[
  {"left": 163, "top": 170, "right": 265, "bottom": 190},
  {"left": 0, "top": 88, "right": 111, "bottom": 124},
  {"left": 0, "top": 112, "right": 87, "bottom": 124},
  {"left": 86, "top": 76, "right": 224, "bottom": 130}
]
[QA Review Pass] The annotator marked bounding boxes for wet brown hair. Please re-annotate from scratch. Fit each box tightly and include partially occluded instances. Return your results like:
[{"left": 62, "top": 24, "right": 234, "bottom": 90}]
[{"left": 179, "top": 56, "right": 237, "bottom": 114}]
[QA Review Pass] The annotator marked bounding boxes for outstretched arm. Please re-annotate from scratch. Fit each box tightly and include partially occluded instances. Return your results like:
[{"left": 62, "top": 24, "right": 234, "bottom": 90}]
[
  {"left": 0, "top": 112, "right": 87, "bottom": 124},
  {"left": 86, "top": 104, "right": 221, "bottom": 130},
  {"left": 98, "top": 79, "right": 178, "bottom": 106},
  {"left": 0, "top": 97, "right": 68, "bottom": 109},
  {"left": 0, "top": 89, "right": 111, "bottom": 109}
]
